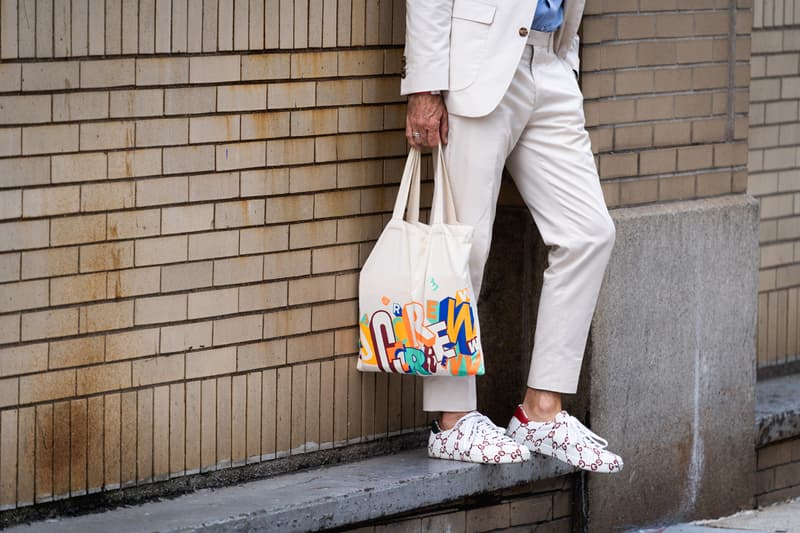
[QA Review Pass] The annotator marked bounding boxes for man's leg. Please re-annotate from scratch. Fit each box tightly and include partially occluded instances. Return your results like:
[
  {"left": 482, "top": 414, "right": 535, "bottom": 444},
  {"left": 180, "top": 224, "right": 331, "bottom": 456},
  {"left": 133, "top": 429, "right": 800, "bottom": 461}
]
[
  {"left": 502, "top": 31, "right": 623, "bottom": 473},
  {"left": 422, "top": 45, "right": 537, "bottom": 425},
  {"left": 505, "top": 37, "right": 615, "bottom": 418}
]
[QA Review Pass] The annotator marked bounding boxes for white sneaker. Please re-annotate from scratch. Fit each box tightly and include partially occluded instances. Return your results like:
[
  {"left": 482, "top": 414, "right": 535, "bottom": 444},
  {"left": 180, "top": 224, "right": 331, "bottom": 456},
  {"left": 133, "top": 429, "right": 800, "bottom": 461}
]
[
  {"left": 428, "top": 411, "right": 531, "bottom": 464},
  {"left": 506, "top": 405, "right": 623, "bottom": 473}
]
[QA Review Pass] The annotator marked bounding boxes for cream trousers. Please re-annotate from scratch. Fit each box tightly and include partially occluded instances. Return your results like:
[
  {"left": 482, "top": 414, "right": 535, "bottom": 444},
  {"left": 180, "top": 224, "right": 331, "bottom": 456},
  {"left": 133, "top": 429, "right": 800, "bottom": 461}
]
[{"left": 421, "top": 29, "right": 616, "bottom": 412}]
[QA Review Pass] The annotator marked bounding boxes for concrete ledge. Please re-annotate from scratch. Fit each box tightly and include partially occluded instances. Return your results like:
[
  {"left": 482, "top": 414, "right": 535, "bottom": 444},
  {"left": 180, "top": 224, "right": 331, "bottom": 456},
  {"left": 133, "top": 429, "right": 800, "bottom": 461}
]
[
  {"left": 7, "top": 449, "right": 573, "bottom": 533},
  {"left": 756, "top": 373, "right": 800, "bottom": 447}
]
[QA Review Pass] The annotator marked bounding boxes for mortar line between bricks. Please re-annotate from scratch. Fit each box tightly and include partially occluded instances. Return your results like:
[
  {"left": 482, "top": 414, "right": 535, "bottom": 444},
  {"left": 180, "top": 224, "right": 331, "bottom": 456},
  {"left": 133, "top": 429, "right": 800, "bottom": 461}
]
[{"left": 727, "top": 0, "right": 738, "bottom": 141}]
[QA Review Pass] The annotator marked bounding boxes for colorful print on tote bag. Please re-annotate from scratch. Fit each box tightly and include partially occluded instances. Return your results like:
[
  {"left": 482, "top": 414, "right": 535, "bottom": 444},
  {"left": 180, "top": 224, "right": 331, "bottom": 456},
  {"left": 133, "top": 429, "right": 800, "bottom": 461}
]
[
  {"left": 357, "top": 146, "right": 485, "bottom": 377},
  {"left": 358, "top": 289, "right": 483, "bottom": 376}
]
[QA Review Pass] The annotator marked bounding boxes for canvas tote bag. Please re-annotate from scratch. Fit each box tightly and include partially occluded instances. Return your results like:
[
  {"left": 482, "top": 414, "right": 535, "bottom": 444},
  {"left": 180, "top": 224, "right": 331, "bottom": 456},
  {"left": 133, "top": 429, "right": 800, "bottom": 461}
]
[{"left": 357, "top": 145, "right": 484, "bottom": 377}]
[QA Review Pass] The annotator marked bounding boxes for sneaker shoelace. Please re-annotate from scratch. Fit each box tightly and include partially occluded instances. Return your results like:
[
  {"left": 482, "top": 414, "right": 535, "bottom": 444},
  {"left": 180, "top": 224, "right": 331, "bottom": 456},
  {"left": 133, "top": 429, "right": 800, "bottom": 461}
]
[
  {"left": 564, "top": 414, "right": 609, "bottom": 450},
  {"left": 459, "top": 412, "right": 510, "bottom": 446}
]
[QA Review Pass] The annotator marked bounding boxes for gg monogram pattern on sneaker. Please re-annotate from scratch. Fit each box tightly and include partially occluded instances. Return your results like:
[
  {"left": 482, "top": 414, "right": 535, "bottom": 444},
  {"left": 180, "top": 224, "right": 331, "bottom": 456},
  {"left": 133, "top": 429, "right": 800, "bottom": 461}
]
[
  {"left": 428, "top": 411, "right": 530, "bottom": 464},
  {"left": 506, "top": 405, "right": 623, "bottom": 473}
]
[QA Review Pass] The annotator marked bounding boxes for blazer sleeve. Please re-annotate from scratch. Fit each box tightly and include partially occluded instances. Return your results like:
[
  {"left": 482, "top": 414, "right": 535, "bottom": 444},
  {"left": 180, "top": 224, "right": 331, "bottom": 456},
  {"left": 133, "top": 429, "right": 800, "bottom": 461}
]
[
  {"left": 563, "top": 33, "right": 581, "bottom": 79},
  {"left": 400, "top": 0, "right": 453, "bottom": 95}
]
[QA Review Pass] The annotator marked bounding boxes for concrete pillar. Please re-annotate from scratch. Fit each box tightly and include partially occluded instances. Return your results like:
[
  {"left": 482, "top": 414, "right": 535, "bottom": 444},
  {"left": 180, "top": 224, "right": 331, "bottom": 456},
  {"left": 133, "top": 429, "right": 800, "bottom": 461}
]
[{"left": 587, "top": 195, "right": 760, "bottom": 531}]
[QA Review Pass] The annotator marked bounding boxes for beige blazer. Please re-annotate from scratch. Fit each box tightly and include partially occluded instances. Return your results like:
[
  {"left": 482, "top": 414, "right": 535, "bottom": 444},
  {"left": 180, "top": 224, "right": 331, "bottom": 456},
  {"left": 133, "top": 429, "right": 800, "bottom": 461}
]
[{"left": 400, "top": 0, "right": 585, "bottom": 117}]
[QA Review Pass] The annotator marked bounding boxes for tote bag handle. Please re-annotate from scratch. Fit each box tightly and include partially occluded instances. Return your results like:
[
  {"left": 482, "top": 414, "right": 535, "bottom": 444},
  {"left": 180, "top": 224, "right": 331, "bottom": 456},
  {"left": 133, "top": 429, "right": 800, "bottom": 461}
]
[
  {"left": 391, "top": 147, "right": 422, "bottom": 223},
  {"left": 430, "top": 144, "right": 458, "bottom": 225}
]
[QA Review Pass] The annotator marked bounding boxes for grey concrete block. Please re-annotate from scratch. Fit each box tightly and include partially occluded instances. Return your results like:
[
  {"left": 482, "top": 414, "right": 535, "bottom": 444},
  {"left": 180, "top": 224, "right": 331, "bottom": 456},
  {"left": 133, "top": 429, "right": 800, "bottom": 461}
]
[{"left": 588, "top": 195, "right": 760, "bottom": 532}]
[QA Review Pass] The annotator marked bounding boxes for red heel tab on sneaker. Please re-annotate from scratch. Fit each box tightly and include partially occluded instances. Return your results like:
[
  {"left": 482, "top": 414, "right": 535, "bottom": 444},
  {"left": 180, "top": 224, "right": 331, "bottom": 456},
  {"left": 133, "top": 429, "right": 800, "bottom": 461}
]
[{"left": 514, "top": 404, "right": 531, "bottom": 423}]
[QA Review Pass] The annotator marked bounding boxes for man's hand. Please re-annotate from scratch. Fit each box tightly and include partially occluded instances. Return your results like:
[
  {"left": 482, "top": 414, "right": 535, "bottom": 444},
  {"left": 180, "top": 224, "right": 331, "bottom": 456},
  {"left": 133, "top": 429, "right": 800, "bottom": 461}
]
[{"left": 406, "top": 93, "right": 448, "bottom": 149}]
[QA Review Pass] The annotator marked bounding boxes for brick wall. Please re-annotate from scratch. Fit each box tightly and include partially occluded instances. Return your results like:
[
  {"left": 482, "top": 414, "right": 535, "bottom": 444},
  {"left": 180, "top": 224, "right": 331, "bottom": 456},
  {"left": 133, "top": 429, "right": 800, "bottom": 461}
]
[
  {"left": 0, "top": 0, "right": 428, "bottom": 510},
  {"left": 755, "top": 436, "right": 800, "bottom": 505},
  {"left": 347, "top": 477, "right": 572, "bottom": 533},
  {"left": 579, "top": 0, "right": 751, "bottom": 209},
  {"left": 0, "top": 0, "right": 753, "bottom": 512},
  {"left": 749, "top": 0, "right": 800, "bottom": 369}
]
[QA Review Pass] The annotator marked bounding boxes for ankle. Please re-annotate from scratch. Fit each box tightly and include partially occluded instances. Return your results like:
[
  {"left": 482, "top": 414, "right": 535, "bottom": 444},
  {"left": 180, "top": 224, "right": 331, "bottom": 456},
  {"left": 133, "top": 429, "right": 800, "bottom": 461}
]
[
  {"left": 439, "top": 411, "right": 471, "bottom": 430},
  {"left": 522, "top": 388, "right": 562, "bottom": 423},
  {"left": 522, "top": 402, "right": 560, "bottom": 423}
]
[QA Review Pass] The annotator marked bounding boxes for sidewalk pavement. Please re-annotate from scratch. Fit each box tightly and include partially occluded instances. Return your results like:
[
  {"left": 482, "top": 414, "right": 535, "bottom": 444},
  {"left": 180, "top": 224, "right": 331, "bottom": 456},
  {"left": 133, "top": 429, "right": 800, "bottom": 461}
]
[{"left": 637, "top": 497, "right": 799, "bottom": 533}]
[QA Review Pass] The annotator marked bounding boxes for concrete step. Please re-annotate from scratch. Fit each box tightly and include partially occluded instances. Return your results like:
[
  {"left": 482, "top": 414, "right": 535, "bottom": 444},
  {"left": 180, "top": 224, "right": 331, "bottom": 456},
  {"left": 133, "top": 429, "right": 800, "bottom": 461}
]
[
  {"left": 5, "top": 448, "right": 572, "bottom": 533},
  {"left": 756, "top": 372, "right": 800, "bottom": 446}
]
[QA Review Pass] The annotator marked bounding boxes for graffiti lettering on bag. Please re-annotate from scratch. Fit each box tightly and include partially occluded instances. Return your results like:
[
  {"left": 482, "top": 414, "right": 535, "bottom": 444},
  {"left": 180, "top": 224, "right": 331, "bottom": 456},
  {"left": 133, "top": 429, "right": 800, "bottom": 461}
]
[{"left": 358, "top": 291, "right": 483, "bottom": 376}]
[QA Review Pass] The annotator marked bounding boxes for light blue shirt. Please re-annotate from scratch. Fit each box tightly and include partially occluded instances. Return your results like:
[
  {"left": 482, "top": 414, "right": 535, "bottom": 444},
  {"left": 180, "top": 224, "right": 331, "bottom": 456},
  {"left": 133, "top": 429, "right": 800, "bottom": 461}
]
[{"left": 532, "top": 0, "right": 564, "bottom": 32}]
